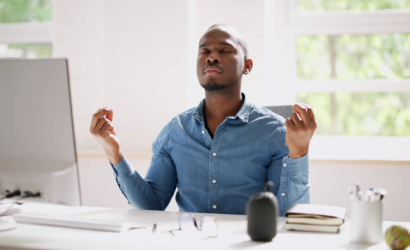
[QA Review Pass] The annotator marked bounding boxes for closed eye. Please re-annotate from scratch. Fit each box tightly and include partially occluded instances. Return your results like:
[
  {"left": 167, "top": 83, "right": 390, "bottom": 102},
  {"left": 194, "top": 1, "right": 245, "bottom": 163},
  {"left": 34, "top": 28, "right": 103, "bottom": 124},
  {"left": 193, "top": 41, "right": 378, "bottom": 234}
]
[{"left": 221, "top": 49, "right": 232, "bottom": 53}]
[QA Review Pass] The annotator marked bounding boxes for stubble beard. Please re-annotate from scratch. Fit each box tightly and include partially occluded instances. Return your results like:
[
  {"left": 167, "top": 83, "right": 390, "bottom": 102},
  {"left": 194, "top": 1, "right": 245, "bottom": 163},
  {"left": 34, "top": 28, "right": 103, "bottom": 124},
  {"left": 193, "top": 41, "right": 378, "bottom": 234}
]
[{"left": 200, "top": 77, "right": 241, "bottom": 96}]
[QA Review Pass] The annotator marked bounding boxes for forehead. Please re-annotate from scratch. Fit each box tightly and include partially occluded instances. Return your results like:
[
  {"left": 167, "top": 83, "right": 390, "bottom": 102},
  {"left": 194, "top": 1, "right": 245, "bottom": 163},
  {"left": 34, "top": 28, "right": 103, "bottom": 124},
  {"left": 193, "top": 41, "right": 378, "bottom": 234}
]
[{"left": 199, "top": 27, "right": 241, "bottom": 48}]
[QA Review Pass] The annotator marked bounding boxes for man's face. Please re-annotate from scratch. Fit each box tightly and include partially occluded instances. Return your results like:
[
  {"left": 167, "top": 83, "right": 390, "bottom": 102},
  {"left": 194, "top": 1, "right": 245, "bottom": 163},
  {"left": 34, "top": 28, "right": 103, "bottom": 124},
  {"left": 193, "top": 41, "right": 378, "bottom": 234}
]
[{"left": 197, "top": 27, "right": 245, "bottom": 92}]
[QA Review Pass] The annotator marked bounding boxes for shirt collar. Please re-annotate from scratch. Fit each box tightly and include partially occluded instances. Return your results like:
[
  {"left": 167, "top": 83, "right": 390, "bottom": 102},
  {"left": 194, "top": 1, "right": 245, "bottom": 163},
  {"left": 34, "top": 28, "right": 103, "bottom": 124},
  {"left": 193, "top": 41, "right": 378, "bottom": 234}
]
[{"left": 193, "top": 93, "right": 251, "bottom": 123}]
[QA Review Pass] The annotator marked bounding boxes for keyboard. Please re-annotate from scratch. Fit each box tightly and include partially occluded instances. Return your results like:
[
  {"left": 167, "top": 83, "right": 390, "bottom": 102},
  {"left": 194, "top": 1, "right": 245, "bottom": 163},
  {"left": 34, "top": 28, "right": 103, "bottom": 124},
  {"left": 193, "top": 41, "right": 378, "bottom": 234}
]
[{"left": 13, "top": 213, "right": 144, "bottom": 232}]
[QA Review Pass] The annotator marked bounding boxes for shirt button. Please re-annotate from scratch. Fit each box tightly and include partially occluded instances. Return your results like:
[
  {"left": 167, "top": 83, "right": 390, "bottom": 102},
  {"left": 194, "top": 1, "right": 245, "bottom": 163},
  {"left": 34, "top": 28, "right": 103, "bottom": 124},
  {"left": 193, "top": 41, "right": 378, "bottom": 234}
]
[
  {"left": 284, "top": 163, "right": 287, "bottom": 167},
  {"left": 213, "top": 152, "right": 216, "bottom": 156},
  {"left": 213, "top": 205, "right": 217, "bottom": 209},
  {"left": 282, "top": 193, "right": 285, "bottom": 197},
  {"left": 212, "top": 180, "right": 216, "bottom": 183},
  {"left": 202, "top": 131, "right": 205, "bottom": 134}
]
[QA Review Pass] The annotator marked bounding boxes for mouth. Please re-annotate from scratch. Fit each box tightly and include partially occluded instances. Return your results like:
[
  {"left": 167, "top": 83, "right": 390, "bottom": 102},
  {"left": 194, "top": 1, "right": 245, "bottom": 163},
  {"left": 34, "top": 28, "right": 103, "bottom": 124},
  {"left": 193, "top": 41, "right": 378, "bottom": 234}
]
[
  {"left": 205, "top": 70, "right": 221, "bottom": 76},
  {"left": 203, "top": 66, "right": 222, "bottom": 75}
]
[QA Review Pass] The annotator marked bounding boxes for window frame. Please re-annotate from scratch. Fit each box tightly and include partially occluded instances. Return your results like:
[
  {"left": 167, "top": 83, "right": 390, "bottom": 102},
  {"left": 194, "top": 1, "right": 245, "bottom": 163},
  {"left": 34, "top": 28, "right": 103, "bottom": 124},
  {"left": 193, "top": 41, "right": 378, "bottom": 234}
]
[
  {"left": 0, "top": 22, "right": 52, "bottom": 44},
  {"left": 278, "top": 0, "right": 410, "bottom": 160}
]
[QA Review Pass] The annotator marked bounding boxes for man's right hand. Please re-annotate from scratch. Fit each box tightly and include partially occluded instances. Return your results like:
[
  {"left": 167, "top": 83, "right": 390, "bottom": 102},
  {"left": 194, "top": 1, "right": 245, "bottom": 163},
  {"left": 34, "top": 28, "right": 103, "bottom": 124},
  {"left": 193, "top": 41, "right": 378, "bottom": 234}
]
[{"left": 90, "top": 107, "right": 123, "bottom": 165}]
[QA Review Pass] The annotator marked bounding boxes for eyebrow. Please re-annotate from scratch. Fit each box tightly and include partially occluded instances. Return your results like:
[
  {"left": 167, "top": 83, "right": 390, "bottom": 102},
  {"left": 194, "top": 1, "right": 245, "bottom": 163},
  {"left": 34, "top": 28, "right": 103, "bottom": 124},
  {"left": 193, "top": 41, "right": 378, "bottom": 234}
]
[{"left": 199, "top": 42, "right": 234, "bottom": 48}]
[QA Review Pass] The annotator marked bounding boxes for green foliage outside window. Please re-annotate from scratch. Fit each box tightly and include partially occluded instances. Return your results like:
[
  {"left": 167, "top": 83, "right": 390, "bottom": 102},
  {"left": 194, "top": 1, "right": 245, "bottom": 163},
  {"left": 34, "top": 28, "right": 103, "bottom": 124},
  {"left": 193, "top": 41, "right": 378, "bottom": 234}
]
[
  {"left": 297, "top": 33, "right": 410, "bottom": 136},
  {"left": 0, "top": 1, "right": 53, "bottom": 59},
  {"left": 298, "top": 34, "right": 410, "bottom": 80},
  {"left": 0, "top": 0, "right": 52, "bottom": 23},
  {"left": 298, "top": 0, "right": 410, "bottom": 12},
  {"left": 0, "top": 43, "right": 52, "bottom": 58},
  {"left": 298, "top": 92, "right": 410, "bottom": 136}
]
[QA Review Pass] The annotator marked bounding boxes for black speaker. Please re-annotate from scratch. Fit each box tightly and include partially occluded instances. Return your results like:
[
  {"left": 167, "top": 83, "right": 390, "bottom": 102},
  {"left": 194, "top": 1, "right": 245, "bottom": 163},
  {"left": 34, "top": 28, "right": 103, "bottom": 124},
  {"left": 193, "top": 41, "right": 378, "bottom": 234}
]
[{"left": 246, "top": 181, "right": 278, "bottom": 241}]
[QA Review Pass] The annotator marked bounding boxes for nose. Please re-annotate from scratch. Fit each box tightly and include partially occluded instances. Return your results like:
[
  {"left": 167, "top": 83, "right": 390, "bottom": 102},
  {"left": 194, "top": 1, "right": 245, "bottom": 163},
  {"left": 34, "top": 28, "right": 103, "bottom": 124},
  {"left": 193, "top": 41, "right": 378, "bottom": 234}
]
[{"left": 206, "top": 52, "right": 221, "bottom": 64}]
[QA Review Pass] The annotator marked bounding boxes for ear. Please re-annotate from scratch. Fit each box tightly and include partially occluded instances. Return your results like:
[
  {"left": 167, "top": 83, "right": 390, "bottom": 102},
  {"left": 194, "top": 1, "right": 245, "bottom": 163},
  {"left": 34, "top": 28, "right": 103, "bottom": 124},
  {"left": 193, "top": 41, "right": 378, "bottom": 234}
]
[{"left": 243, "top": 59, "right": 253, "bottom": 75}]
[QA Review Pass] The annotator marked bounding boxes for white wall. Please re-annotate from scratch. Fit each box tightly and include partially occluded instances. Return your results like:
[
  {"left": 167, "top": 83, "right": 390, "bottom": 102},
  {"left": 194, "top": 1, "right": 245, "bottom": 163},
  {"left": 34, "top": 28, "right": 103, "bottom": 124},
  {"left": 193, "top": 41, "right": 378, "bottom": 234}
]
[{"left": 53, "top": 0, "right": 106, "bottom": 151}]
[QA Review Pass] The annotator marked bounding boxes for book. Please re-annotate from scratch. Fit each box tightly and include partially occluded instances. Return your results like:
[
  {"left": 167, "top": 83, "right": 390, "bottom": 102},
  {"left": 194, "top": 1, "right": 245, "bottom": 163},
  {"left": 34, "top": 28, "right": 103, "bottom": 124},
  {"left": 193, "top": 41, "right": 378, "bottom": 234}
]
[
  {"left": 286, "top": 204, "right": 346, "bottom": 221},
  {"left": 285, "top": 222, "right": 346, "bottom": 233},
  {"left": 287, "top": 217, "right": 344, "bottom": 226},
  {"left": 285, "top": 204, "right": 347, "bottom": 233}
]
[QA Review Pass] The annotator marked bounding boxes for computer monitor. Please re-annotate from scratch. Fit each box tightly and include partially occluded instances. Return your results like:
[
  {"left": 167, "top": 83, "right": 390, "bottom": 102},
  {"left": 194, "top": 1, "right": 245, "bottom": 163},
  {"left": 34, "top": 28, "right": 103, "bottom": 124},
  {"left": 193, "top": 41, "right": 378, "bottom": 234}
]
[{"left": 0, "top": 58, "right": 81, "bottom": 206}]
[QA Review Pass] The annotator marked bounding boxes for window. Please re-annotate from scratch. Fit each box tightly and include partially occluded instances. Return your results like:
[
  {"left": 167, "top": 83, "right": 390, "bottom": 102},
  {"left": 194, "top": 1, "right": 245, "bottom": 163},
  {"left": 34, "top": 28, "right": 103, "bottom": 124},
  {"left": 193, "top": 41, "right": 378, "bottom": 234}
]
[
  {"left": 274, "top": 0, "right": 410, "bottom": 160},
  {"left": 0, "top": 43, "right": 52, "bottom": 58},
  {"left": 297, "top": 0, "right": 410, "bottom": 13},
  {"left": 0, "top": 0, "right": 53, "bottom": 59},
  {"left": 297, "top": 33, "right": 410, "bottom": 136}
]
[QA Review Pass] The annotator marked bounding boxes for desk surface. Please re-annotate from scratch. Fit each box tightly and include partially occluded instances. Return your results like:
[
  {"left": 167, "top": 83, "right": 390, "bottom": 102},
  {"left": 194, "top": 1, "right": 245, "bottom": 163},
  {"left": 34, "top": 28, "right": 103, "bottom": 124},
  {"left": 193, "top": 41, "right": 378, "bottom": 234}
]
[{"left": 0, "top": 203, "right": 408, "bottom": 250}]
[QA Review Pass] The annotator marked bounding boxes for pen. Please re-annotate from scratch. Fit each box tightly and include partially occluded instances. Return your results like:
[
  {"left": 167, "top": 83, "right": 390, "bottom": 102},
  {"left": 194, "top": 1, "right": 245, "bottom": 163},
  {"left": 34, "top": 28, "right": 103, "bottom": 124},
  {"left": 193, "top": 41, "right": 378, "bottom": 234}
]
[
  {"left": 356, "top": 182, "right": 361, "bottom": 200},
  {"left": 349, "top": 184, "right": 386, "bottom": 203},
  {"left": 373, "top": 191, "right": 381, "bottom": 202},
  {"left": 365, "top": 190, "right": 373, "bottom": 202},
  {"left": 379, "top": 189, "right": 387, "bottom": 201},
  {"left": 357, "top": 191, "right": 363, "bottom": 201}
]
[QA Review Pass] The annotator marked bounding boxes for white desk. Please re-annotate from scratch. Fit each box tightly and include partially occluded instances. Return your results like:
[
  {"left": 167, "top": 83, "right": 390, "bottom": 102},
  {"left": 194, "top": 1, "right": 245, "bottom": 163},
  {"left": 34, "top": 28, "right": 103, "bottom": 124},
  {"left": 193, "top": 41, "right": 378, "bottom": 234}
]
[{"left": 0, "top": 203, "right": 408, "bottom": 250}]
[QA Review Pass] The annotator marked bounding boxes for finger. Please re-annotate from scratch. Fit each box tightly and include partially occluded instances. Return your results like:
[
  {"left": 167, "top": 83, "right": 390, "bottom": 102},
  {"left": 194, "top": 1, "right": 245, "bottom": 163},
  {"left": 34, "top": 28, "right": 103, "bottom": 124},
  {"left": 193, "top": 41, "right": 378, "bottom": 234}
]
[
  {"left": 293, "top": 104, "right": 311, "bottom": 127},
  {"left": 100, "top": 121, "right": 114, "bottom": 135},
  {"left": 93, "top": 117, "right": 107, "bottom": 134},
  {"left": 302, "top": 103, "right": 315, "bottom": 123},
  {"left": 285, "top": 118, "right": 296, "bottom": 130},
  {"left": 90, "top": 108, "right": 114, "bottom": 131},
  {"left": 291, "top": 113, "right": 303, "bottom": 128},
  {"left": 105, "top": 108, "right": 114, "bottom": 122},
  {"left": 102, "top": 117, "right": 115, "bottom": 133}
]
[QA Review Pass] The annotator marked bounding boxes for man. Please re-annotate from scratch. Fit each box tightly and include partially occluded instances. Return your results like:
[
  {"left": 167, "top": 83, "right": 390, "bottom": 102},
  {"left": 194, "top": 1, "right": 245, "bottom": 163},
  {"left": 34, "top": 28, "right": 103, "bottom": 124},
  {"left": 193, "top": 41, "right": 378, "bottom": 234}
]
[{"left": 90, "top": 24, "right": 317, "bottom": 216}]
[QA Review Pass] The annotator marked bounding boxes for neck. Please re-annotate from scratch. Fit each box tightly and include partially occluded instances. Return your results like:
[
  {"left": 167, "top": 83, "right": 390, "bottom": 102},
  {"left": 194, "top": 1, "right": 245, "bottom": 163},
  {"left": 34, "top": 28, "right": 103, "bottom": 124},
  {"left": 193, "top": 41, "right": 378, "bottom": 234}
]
[{"left": 204, "top": 84, "right": 243, "bottom": 120}]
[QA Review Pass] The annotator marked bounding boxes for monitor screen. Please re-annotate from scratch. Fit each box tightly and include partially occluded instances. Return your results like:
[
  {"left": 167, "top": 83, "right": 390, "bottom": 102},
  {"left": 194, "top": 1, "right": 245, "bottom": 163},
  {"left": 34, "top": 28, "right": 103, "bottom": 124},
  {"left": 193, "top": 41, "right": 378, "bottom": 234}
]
[{"left": 0, "top": 59, "right": 80, "bottom": 206}]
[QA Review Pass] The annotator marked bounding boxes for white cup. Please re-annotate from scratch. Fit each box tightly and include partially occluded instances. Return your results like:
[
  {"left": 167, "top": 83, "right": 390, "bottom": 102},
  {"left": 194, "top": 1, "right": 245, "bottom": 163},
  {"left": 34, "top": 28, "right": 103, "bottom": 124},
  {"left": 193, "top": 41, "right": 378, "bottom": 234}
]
[{"left": 350, "top": 200, "right": 383, "bottom": 244}]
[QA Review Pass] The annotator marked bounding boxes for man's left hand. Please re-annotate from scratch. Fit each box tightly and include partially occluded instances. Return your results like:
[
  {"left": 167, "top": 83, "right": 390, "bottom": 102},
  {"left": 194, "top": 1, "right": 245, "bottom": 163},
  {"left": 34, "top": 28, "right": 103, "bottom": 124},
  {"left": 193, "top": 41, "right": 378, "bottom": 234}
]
[{"left": 285, "top": 103, "right": 317, "bottom": 159}]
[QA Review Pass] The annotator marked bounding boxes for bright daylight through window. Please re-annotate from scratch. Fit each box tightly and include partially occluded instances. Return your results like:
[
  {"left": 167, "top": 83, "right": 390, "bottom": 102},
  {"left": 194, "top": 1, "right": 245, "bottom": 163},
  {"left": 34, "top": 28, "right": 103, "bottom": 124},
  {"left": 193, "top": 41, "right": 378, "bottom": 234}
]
[
  {"left": 0, "top": 0, "right": 52, "bottom": 59},
  {"left": 297, "top": 0, "right": 410, "bottom": 12},
  {"left": 294, "top": 0, "right": 410, "bottom": 137}
]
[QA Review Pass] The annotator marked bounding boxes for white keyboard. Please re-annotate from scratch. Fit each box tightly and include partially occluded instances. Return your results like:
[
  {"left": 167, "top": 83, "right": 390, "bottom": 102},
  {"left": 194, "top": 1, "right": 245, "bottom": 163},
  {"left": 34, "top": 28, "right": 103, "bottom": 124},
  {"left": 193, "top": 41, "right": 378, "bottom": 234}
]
[{"left": 13, "top": 213, "right": 143, "bottom": 232}]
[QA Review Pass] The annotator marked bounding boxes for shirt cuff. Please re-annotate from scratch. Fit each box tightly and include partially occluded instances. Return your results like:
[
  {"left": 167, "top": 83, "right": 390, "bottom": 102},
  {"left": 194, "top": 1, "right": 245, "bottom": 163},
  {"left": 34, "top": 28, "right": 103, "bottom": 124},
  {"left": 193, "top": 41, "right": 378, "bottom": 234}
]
[
  {"left": 111, "top": 156, "right": 134, "bottom": 180},
  {"left": 282, "top": 153, "right": 309, "bottom": 174}
]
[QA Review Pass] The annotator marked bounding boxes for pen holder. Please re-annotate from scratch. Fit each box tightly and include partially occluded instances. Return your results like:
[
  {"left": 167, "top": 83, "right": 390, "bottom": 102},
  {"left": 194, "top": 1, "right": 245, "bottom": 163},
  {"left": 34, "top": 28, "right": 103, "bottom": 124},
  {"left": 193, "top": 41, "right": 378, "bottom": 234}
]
[{"left": 350, "top": 200, "right": 383, "bottom": 244}]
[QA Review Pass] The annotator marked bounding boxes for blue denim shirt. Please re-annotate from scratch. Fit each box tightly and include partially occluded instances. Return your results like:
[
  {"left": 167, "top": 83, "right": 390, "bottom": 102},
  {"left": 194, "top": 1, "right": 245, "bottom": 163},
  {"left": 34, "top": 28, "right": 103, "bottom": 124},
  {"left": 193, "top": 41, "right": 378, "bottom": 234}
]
[{"left": 112, "top": 94, "right": 310, "bottom": 216}]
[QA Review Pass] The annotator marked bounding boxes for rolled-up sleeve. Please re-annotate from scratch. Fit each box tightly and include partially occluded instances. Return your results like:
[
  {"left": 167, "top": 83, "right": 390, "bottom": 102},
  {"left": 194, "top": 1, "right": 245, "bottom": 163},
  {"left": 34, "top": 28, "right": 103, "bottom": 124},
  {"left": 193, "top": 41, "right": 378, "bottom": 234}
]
[
  {"left": 111, "top": 121, "right": 177, "bottom": 211},
  {"left": 268, "top": 124, "right": 310, "bottom": 216},
  {"left": 278, "top": 155, "right": 310, "bottom": 216}
]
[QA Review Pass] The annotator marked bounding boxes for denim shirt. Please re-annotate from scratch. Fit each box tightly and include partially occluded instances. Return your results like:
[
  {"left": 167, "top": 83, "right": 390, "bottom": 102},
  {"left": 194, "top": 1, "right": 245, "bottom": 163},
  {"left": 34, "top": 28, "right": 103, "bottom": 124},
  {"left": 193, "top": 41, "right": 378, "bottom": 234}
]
[{"left": 112, "top": 94, "right": 310, "bottom": 216}]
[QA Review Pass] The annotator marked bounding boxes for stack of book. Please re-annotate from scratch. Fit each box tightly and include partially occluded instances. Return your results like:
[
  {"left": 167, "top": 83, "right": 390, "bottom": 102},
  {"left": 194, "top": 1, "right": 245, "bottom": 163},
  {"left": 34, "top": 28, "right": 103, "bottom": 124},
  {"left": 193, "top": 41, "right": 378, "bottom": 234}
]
[{"left": 285, "top": 204, "right": 347, "bottom": 233}]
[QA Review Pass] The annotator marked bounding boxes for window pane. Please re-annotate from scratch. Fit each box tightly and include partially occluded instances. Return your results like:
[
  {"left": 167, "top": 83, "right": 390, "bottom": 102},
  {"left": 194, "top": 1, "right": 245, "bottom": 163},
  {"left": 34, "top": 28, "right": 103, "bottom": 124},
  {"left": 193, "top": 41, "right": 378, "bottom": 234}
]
[
  {"left": 297, "top": 34, "right": 410, "bottom": 80},
  {"left": 0, "top": 43, "right": 52, "bottom": 58},
  {"left": 0, "top": 0, "right": 52, "bottom": 23},
  {"left": 297, "top": 92, "right": 410, "bottom": 136},
  {"left": 297, "top": 0, "right": 410, "bottom": 13}
]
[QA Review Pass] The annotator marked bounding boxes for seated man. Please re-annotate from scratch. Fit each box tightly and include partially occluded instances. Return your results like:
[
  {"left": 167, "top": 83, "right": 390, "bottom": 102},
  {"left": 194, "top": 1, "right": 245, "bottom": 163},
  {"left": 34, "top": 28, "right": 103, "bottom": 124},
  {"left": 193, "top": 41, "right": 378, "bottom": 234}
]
[{"left": 90, "top": 24, "right": 317, "bottom": 216}]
